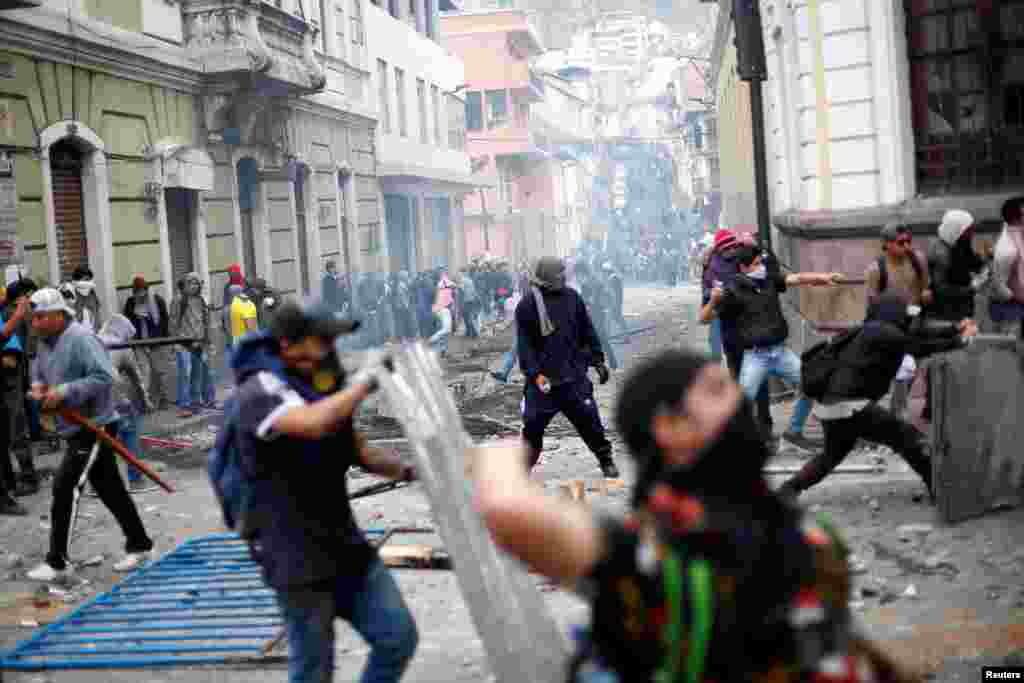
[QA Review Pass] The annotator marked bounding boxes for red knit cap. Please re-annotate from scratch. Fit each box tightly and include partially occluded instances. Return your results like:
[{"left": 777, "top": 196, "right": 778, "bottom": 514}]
[
  {"left": 713, "top": 229, "right": 738, "bottom": 252},
  {"left": 228, "top": 263, "right": 242, "bottom": 274}
]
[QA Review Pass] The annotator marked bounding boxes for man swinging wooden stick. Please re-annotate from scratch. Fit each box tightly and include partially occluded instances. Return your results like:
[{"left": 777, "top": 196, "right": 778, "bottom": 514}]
[{"left": 25, "top": 288, "right": 161, "bottom": 584}]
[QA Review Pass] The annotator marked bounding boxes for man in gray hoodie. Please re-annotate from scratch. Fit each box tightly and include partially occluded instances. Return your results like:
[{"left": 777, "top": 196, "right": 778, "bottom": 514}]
[{"left": 25, "top": 288, "right": 153, "bottom": 583}]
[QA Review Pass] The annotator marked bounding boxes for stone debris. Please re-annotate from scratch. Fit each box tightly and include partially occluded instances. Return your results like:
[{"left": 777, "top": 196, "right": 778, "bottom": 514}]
[
  {"left": 80, "top": 555, "right": 104, "bottom": 568},
  {"left": 902, "top": 584, "right": 919, "bottom": 599},
  {"left": 3, "top": 552, "right": 24, "bottom": 570}
]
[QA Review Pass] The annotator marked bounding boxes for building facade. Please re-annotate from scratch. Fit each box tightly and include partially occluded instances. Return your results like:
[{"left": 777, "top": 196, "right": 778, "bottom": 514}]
[
  {"left": 442, "top": 8, "right": 595, "bottom": 264},
  {"left": 0, "top": 0, "right": 385, "bottom": 319},
  {"left": 368, "top": 0, "right": 477, "bottom": 274},
  {"left": 710, "top": 0, "right": 1024, "bottom": 333}
]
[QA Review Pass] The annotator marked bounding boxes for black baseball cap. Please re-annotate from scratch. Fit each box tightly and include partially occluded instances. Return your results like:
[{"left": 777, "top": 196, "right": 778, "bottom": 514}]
[{"left": 270, "top": 299, "right": 360, "bottom": 342}]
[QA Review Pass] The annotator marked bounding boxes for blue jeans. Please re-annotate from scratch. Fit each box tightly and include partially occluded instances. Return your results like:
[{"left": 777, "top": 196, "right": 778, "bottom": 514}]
[
  {"left": 277, "top": 558, "right": 418, "bottom": 683},
  {"left": 708, "top": 318, "right": 723, "bottom": 362},
  {"left": 177, "top": 349, "right": 214, "bottom": 408},
  {"left": 738, "top": 344, "right": 812, "bottom": 434},
  {"left": 118, "top": 412, "right": 142, "bottom": 483},
  {"left": 499, "top": 348, "right": 517, "bottom": 379}
]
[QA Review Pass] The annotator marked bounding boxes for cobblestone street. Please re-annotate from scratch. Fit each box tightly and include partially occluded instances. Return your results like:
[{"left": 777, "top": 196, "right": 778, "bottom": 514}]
[{"left": 1, "top": 284, "right": 1023, "bottom": 683}]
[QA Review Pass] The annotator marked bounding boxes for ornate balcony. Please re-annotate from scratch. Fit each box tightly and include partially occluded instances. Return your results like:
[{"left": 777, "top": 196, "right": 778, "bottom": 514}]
[{"left": 183, "top": 0, "right": 326, "bottom": 95}]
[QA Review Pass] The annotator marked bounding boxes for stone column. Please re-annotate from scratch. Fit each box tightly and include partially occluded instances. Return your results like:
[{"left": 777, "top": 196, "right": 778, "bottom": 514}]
[
  {"left": 84, "top": 150, "right": 117, "bottom": 317},
  {"left": 39, "top": 154, "right": 60, "bottom": 287}
]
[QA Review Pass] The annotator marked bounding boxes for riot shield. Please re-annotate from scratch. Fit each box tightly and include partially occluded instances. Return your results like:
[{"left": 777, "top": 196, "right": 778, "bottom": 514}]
[{"left": 375, "top": 343, "right": 569, "bottom": 683}]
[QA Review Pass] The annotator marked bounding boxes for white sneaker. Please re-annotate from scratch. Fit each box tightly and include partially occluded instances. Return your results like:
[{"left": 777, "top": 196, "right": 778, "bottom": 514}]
[
  {"left": 113, "top": 551, "right": 152, "bottom": 572},
  {"left": 27, "top": 562, "right": 73, "bottom": 583}
]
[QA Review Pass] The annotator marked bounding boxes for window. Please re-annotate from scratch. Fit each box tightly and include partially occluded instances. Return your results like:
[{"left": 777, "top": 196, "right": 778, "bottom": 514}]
[
  {"left": 351, "top": 0, "right": 364, "bottom": 45},
  {"left": 431, "top": 85, "right": 442, "bottom": 146},
  {"left": 448, "top": 93, "right": 466, "bottom": 150},
  {"left": 395, "top": 67, "right": 407, "bottom": 137},
  {"left": 417, "top": 78, "right": 428, "bottom": 143},
  {"left": 486, "top": 89, "right": 509, "bottom": 128},
  {"left": 465, "top": 91, "right": 483, "bottom": 131},
  {"left": 377, "top": 60, "right": 391, "bottom": 134},
  {"left": 334, "top": 1, "right": 345, "bottom": 53},
  {"left": 498, "top": 164, "right": 515, "bottom": 209},
  {"left": 906, "top": 0, "right": 1024, "bottom": 193}
]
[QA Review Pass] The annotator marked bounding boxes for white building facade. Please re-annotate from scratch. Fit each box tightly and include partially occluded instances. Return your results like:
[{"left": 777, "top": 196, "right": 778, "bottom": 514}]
[
  {"left": 711, "top": 0, "right": 1024, "bottom": 327},
  {"left": 367, "top": 0, "right": 477, "bottom": 273}
]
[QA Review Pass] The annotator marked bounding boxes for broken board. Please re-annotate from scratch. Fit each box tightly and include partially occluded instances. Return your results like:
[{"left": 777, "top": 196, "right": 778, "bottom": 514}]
[
  {"left": 931, "top": 339, "right": 1024, "bottom": 523},
  {"left": 375, "top": 343, "right": 568, "bottom": 683}
]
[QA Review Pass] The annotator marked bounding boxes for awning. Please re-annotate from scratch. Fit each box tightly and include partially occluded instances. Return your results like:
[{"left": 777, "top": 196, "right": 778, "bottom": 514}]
[{"left": 146, "top": 141, "right": 215, "bottom": 191}]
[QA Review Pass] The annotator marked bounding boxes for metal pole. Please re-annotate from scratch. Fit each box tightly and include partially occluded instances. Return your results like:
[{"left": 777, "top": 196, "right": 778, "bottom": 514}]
[{"left": 748, "top": 77, "right": 772, "bottom": 250}]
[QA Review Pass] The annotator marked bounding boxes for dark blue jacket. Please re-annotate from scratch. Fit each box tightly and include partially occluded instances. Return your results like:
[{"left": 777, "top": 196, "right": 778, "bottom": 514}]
[
  {"left": 232, "top": 332, "right": 373, "bottom": 589},
  {"left": 516, "top": 287, "right": 603, "bottom": 386}
]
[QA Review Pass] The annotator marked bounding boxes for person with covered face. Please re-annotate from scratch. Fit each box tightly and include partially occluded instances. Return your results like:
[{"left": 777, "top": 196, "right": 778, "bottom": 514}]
[
  {"left": 472, "top": 349, "right": 918, "bottom": 683},
  {"left": 516, "top": 257, "right": 619, "bottom": 478},
  {"left": 171, "top": 272, "right": 215, "bottom": 416},
  {"left": 123, "top": 275, "right": 171, "bottom": 411},
  {"left": 778, "top": 291, "right": 978, "bottom": 501},
  {"left": 927, "top": 210, "right": 987, "bottom": 322},
  {"left": 69, "top": 266, "right": 102, "bottom": 332}
]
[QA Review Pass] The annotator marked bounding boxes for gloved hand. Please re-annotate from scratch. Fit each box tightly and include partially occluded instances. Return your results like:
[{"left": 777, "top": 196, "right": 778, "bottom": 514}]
[
  {"left": 595, "top": 364, "right": 610, "bottom": 385},
  {"left": 351, "top": 353, "right": 395, "bottom": 394}
]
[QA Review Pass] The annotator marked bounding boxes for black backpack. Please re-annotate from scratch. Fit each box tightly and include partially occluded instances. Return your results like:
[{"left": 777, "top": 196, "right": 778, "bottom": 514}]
[
  {"left": 800, "top": 328, "right": 861, "bottom": 401},
  {"left": 877, "top": 253, "right": 924, "bottom": 293}
]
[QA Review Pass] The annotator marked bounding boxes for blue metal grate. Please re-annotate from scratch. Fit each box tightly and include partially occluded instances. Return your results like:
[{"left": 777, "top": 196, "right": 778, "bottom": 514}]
[{"left": 1, "top": 531, "right": 384, "bottom": 671}]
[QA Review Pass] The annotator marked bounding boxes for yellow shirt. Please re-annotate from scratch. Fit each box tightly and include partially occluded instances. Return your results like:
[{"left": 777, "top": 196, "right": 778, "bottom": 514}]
[{"left": 230, "top": 297, "right": 258, "bottom": 341}]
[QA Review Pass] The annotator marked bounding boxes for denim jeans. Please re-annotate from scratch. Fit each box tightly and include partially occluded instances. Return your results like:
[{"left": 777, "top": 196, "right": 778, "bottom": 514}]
[
  {"left": 499, "top": 348, "right": 517, "bottom": 379},
  {"left": 708, "top": 318, "right": 723, "bottom": 363},
  {"left": 277, "top": 558, "right": 418, "bottom": 683},
  {"left": 738, "top": 344, "right": 812, "bottom": 434},
  {"left": 177, "top": 349, "right": 214, "bottom": 408},
  {"left": 429, "top": 308, "right": 452, "bottom": 355},
  {"left": 118, "top": 412, "right": 142, "bottom": 483}
]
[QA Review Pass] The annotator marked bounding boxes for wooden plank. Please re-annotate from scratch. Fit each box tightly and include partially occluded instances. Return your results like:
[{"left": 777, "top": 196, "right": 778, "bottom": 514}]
[{"left": 379, "top": 544, "right": 452, "bottom": 570}]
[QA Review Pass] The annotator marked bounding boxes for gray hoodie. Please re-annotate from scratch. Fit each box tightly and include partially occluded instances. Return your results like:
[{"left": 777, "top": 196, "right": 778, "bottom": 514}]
[
  {"left": 32, "top": 320, "right": 117, "bottom": 436},
  {"left": 99, "top": 315, "right": 151, "bottom": 418}
]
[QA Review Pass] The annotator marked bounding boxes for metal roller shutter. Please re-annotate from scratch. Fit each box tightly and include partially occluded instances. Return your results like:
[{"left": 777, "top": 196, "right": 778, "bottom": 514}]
[
  {"left": 50, "top": 141, "right": 87, "bottom": 282},
  {"left": 166, "top": 188, "right": 195, "bottom": 287}
]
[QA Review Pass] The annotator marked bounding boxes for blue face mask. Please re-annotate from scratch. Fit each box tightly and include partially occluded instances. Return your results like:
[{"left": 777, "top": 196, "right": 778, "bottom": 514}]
[{"left": 747, "top": 265, "right": 767, "bottom": 280}]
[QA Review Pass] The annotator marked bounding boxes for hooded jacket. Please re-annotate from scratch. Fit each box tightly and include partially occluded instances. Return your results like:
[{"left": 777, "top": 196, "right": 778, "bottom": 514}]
[
  {"left": 231, "top": 331, "right": 371, "bottom": 589},
  {"left": 822, "top": 292, "right": 965, "bottom": 403},
  {"left": 170, "top": 272, "right": 211, "bottom": 349},
  {"left": 99, "top": 315, "right": 151, "bottom": 417},
  {"left": 715, "top": 265, "right": 790, "bottom": 350},
  {"left": 123, "top": 288, "right": 170, "bottom": 339},
  {"left": 992, "top": 223, "right": 1024, "bottom": 305},
  {"left": 515, "top": 284, "right": 604, "bottom": 385},
  {"left": 927, "top": 210, "right": 985, "bottom": 321},
  {"left": 32, "top": 320, "right": 117, "bottom": 435}
]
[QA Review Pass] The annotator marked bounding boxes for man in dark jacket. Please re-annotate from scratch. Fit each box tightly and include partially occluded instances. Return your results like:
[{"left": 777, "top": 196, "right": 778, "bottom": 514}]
[
  {"left": 124, "top": 275, "right": 171, "bottom": 410},
  {"left": 576, "top": 262, "right": 619, "bottom": 370},
  {"left": 321, "top": 260, "right": 342, "bottom": 312},
  {"left": 927, "top": 209, "right": 986, "bottom": 322},
  {"left": 779, "top": 291, "right": 978, "bottom": 500},
  {"left": 701, "top": 245, "right": 840, "bottom": 448},
  {"left": 232, "top": 301, "right": 417, "bottom": 682},
  {"left": 517, "top": 257, "right": 618, "bottom": 477}
]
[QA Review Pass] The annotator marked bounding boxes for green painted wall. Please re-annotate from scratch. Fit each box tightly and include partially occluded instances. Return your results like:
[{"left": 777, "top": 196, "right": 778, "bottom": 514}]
[{"left": 0, "top": 51, "right": 197, "bottom": 288}]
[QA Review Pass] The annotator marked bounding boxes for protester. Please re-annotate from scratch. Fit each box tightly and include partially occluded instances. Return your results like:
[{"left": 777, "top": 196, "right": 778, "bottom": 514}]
[
  {"left": 25, "top": 288, "right": 154, "bottom": 582},
  {"left": 991, "top": 196, "right": 1024, "bottom": 338},
  {"left": 866, "top": 223, "right": 932, "bottom": 308},
  {"left": 779, "top": 291, "right": 978, "bottom": 500},
  {"left": 99, "top": 315, "right": 154, "bottom": 493},
  {"left": 928, "top": 210, "right": 987, "bottom": 322},
  {"left": 123, "top": 275, "right": 171, "bottom": 411},
  {"left": 576, "top": 261, "right": 619, "bottom": 370},
  {"left": 459, "top": 271, "right": 480, "bottom": 338},
  {"left": 232, "top": 300, "right": 418, "bottom": 683},
  {"left": 0, "top": 295, "right": 33, "bottom": 514},
  {"left": 489, "top": 286, "right": 522, "bottom": 384},
  {"left": 429, "top": 269, "right": 456, "bottom": 357},
  {"left": 472, "top": 348, "right": 916, "bottom": 683},
  {"left": 516, "top": 257, "right": 619, "bottom": 478},
  {"left": 701, "top": 245, "right": 840, "bottom": 449},
  {"left": 321, "top": 260, "right": 342, "bottom": 312},
  {"left": 171, "top": 272, "right": 215, "bottom": 417},
  {"left": 70, "top": 266, "right": 102, "bottom": 332},
  {"left": 248, "top": 278, "right": 281, "bottom": 329},
  {"left": 227, "top": 284, "right": 258, "bottom": 347}
]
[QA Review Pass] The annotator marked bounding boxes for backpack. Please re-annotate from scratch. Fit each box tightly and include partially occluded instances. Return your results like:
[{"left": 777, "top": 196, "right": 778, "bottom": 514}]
[
  {"left": 207, "top": 395, "right": 257, "bottom": 537},
  {"left": 877, "top": 253, "right": 924, "bottom": 294},
  {"left": 800, "top": 327, "right": 861, "bottom": 401}
]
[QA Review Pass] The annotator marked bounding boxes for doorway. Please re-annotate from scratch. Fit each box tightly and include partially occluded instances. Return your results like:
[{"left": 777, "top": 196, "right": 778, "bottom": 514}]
[
  {"left": 384, "top": 194, "right": 415, "bottom": 273},
  {"left": 428, "top": 197, "right": 450, "bottom": 269},
  {"left": 294, "top": 171, "right": 311, "bottom": 294},
  {"left": 50, "top": 140, "right": 87, "bottom": 282},
  {"left": 236, "top": 158, "right": 259, "bottom": 281},
  {"left": 166, "top": 188, "right": 196, "bottom": 287}
]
